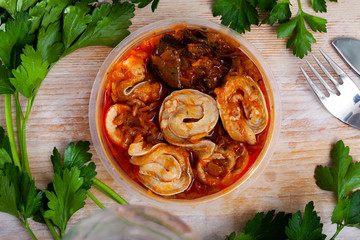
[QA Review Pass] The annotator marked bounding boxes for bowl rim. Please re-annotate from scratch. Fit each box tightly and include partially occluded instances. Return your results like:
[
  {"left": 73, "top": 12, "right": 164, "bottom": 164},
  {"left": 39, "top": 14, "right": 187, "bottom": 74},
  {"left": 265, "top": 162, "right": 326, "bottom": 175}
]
[{"left": 89, "top": 17, "right": 281, "bottom": 207}]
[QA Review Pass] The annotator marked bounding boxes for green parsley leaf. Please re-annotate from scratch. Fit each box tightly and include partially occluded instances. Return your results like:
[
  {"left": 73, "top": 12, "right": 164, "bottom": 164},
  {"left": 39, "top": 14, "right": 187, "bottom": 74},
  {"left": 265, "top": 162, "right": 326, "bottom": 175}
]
[
  {"left": 64, "top": 141, "right": 92, "bottom": 169},
  {"left": 50, "top": 141, "right": 96, "bottom": 191},
  {"left": 33, "top": 0, "right": 70, "bottom": 63},
  {"left": 0, "top": 126, "right": 8, "bottom": 148},
  {"left": 10, "top": 45, "right": 50, "bottom": 98},
  {"left": 0, "top": 0, "right": 16, "bottom": 17},
  {"left": 36, "top": 21, "right": 63, "bottom": 64},
  {"left": 0, "top": 12, "right": 35, "bottom": 69},
  {"left": 314, "top": 165, "right": 334, "bottom": 192},
  {"left": 285, "top": 201, "right": 326, "bottom": 240},
  {"left": 78, "top": 162, "right": 97, "bottom": 190},
  {"left": 331, "top": 197, "right": 350, "bottom": 225},
  {"left": 311, "top": 0, "right": 337, "bottom": 13},
  {"left": 41, "top": 0, "right": 72, "bottom": 29},
  {"left": 0, "top": 126, "right": 12, "bottom": 163},
  {"left": 63, "top": 141, "right": 95, "bottom": 190},
  {"left": 3, "top": 163, "right": 43, "bottom": 219},
  {"left": 44, "top": 167, "right": 87, "bottom": 237},
  {"left": 277, "top": 15, "right": 314, "bottom": 58},
  {"left": 315, "top": 141, "right": 360, "bottom": 236},
  {"left": 213, "top": 0, "right": 259, "bottom": 34},
  {"left": 82, "top": 163, "right": 97, "bottom": 189},
  {"left": 225, "top": 210, "right": 292, "bottom": 240},
  {"left": 16, "top": 0, "right": 38, "bottom": 13},
  {"left": 28, "top": 0, "right": 47, "bottom": 33},
  {"left": 311, "top": 0, "right": 326, "bottom": 13},
  {"left": 0, "top": 63, "right": 14, "bottom": 94},
  {"left": 50, "top": 147, "right": 62, "bottom": 176},
  {"left": 315, "top": 140, "right": 360, "bottom": 200},
  {"left": 62, "top": 1, "right": 135, "bottom": 57},
  {"left": 131, "top": 0, "right": 160, "bottom": 12},
  {"left": 0, "top": 163, "right": 43, "bottom": 221},
  {"left": 0, "top": 126, "right": 12, "bottom": 168},
  {"left": 331, "top": 191, "right": 360, "bottom": 228},
  {"left": 0, "top": 174, "right": 19, "bottom": 218},
  {"left": 346, "top": 190, "right": 360, "bottom": 226},
  {"left": 277, "top": 9, "right": 326, "bottom": 59},
  {"left": 303, "top": 13, "right": 327, "bottom": 32},
  {"left": 43, "top": 141, "right": 96, "bottom": 231},
  {"left": 257, "top": 0, "right": 277, "bottom": 11},
  {"left": 0, "top": 0, "right": 37, "bottom": 17},
  {"left": 20, "top": 171, "right": 43, "bottom": 218},
  {"left": 264, "top": 0, "right": 291, "bottom": 26},
  {"left": 63, "top": 2, "right": 92, "bottom": 49},
  {"left": 225, "top": 232, "right": 237, "bottom": 240},
  {"left": 0, "top": 149, "right": 12, "bottom": 168},
  {"left": 225, "top": 232, "right": 251, "bottom": 240}
]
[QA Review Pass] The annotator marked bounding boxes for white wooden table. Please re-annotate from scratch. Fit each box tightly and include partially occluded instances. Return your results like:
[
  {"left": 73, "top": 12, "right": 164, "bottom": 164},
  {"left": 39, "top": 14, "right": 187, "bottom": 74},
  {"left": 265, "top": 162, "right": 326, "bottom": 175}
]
[{"left": 1, "top": 0, "right": 360, "bottom": 239}]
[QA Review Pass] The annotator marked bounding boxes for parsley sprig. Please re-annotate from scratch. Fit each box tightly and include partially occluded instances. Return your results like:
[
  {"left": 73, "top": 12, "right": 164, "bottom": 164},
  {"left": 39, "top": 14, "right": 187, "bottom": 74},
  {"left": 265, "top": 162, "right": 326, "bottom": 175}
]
[
  {"left": 0, "top": 0, "right": 136, "bottom": 180},
  {"left": 277, "top": 0, "right": 327, "bottom": 58},
  {"left": 225, "top": 202, "right": 325, "bottom": 240},
  {"left": 225, "top": 210, "right": 292, "bottom": 240},
  {"left": 213, "top": 0, "right": 336, "bottom": 58},
  {"left": 0, "top": 0, "right": 142, "bottom": 238},
  {"left": 0, "top": 127, "right": 42, "bottom": 239},
  {"left": 44, "top": 141, "right": 97, "bottom": 238},
  {"left": 311, "top": 0, "right": 338, "bottom": 13},
  {"left": 213, "top": 0, "right": 260, "bottom": 34},
  {"left": 226, "top": 141, "right": 360, "bottom": 240},
  {"left": 315, "top": 140, "right": 360, "bottom": 239},
  {"left": 131, "top": 0, "right": 160, "bottom": 12},
  {"left": 1, "top": 126, "right": 127, "bottom": 239},
  {"left": 285, "top": 201, "right": 325, "bottom": 240}
]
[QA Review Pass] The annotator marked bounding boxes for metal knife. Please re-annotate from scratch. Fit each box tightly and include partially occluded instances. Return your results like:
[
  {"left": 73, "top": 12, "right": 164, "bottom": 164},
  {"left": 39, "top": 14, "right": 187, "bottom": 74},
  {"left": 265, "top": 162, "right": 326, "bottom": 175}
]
[{"left": 332, "top": 38, "right": 360, "bottom": 75}]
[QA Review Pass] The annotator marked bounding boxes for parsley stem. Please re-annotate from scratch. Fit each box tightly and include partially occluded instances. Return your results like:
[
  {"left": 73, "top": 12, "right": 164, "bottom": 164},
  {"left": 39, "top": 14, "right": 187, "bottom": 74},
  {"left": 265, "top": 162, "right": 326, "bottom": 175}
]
[
  {"left": 24, "top": 219, "right": 38, "bottom": 240},
  {"left": 330, "top": 224, "right": 344, "bottom": 240},
  {"left": 92, "top": 178, "right": 128, "bottom": 205},
  {"left": 297, "top": 0, "right": 303, "bottom": 13},
  {"left": 15, "top": 92, "right": 25, "bottom": 120},
  {"left": 40, "top": 207, "right": 60, "bottom": 240},
  {"left": 15, "top": 92, "right": 24, "bottom": 169},
  {"left": 4, "top": 94, "right": 21, "bottom": 169},
  {"left": 87, "top": 190, "right": 105, "bottom": 209},
  {"left": 21, "top": 97, "right": 33, "bottom": 178}
]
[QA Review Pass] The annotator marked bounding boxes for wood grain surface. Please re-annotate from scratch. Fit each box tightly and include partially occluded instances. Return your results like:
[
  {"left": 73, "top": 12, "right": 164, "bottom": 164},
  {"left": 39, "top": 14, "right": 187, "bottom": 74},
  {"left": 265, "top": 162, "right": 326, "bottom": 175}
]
[{"left": 1, "top": 0, "right": 360, "bottom": 239}]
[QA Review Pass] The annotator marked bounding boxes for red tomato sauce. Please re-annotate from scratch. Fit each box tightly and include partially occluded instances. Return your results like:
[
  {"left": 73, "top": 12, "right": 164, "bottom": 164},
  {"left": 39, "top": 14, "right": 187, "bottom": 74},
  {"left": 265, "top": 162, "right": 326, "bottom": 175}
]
[{"left": 101, "top": 28, "right": 271, "bottom": 200}]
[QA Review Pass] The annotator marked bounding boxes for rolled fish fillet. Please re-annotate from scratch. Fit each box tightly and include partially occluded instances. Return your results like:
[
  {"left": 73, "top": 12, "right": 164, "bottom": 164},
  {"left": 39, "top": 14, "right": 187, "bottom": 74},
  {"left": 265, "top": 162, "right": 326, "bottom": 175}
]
[
  {"left": 197, "top": 144, "right": 249, "bottom": 186},
  {"left": 105, "top": 103, "right": 132, "bottom": 146},
  {"left": 159, "top": 89, "right": 219, "bottom": 158},
  {"left": 128, "top": 142, "right": 193, "bottom": 196},
  {"left": 215, "top": 75, "right": 268, "bottom": 145},
  {"left": 110, "top": 52, "right": 148, "bottom": 102}
]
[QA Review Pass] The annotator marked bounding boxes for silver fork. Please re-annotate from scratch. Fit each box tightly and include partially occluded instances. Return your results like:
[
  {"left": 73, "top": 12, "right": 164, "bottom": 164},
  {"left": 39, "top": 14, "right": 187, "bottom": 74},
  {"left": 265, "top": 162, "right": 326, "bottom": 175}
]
[{"left": 300, "top": 49, "right": 360, "bottom": 130}]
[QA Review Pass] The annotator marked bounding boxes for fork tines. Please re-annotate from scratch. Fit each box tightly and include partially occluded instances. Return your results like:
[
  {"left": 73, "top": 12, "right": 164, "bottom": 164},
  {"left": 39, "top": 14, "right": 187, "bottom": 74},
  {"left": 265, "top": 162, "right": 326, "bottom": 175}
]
[
  {"left": 301, "top": 49, "right": 360, "bottom": 99},
  {"left": 300, "top": 49, "right": 360, "bottom": 130}
]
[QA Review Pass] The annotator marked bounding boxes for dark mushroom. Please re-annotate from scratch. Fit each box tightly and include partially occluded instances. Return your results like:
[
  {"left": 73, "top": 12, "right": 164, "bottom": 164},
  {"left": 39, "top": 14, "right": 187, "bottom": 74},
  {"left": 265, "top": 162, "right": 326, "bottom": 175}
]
[{"left": 150, "top": 30, "right": 232, "bottom": 92}]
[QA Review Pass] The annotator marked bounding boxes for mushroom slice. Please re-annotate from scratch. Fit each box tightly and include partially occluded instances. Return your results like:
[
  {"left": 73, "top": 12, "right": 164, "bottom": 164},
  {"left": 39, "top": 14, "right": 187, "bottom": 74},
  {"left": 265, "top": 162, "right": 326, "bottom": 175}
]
[
  {"left": 159, "top": 89, "right": 218, "bottom": 158},
  {"left": 197, "top": 144, "right": 249, "bottom": 186},
  {"left": 129, "top": 142, "right": 193, "bottom": 196},
  {"left": 215, "top": 75, "right": 268, "bottom": 145}
]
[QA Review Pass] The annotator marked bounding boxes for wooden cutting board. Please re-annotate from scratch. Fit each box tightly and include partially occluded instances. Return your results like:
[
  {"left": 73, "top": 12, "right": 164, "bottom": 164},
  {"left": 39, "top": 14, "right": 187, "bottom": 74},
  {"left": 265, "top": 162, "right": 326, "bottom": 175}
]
[{"left": 1, "top": 0, "right": 360, "bottom": 239}]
